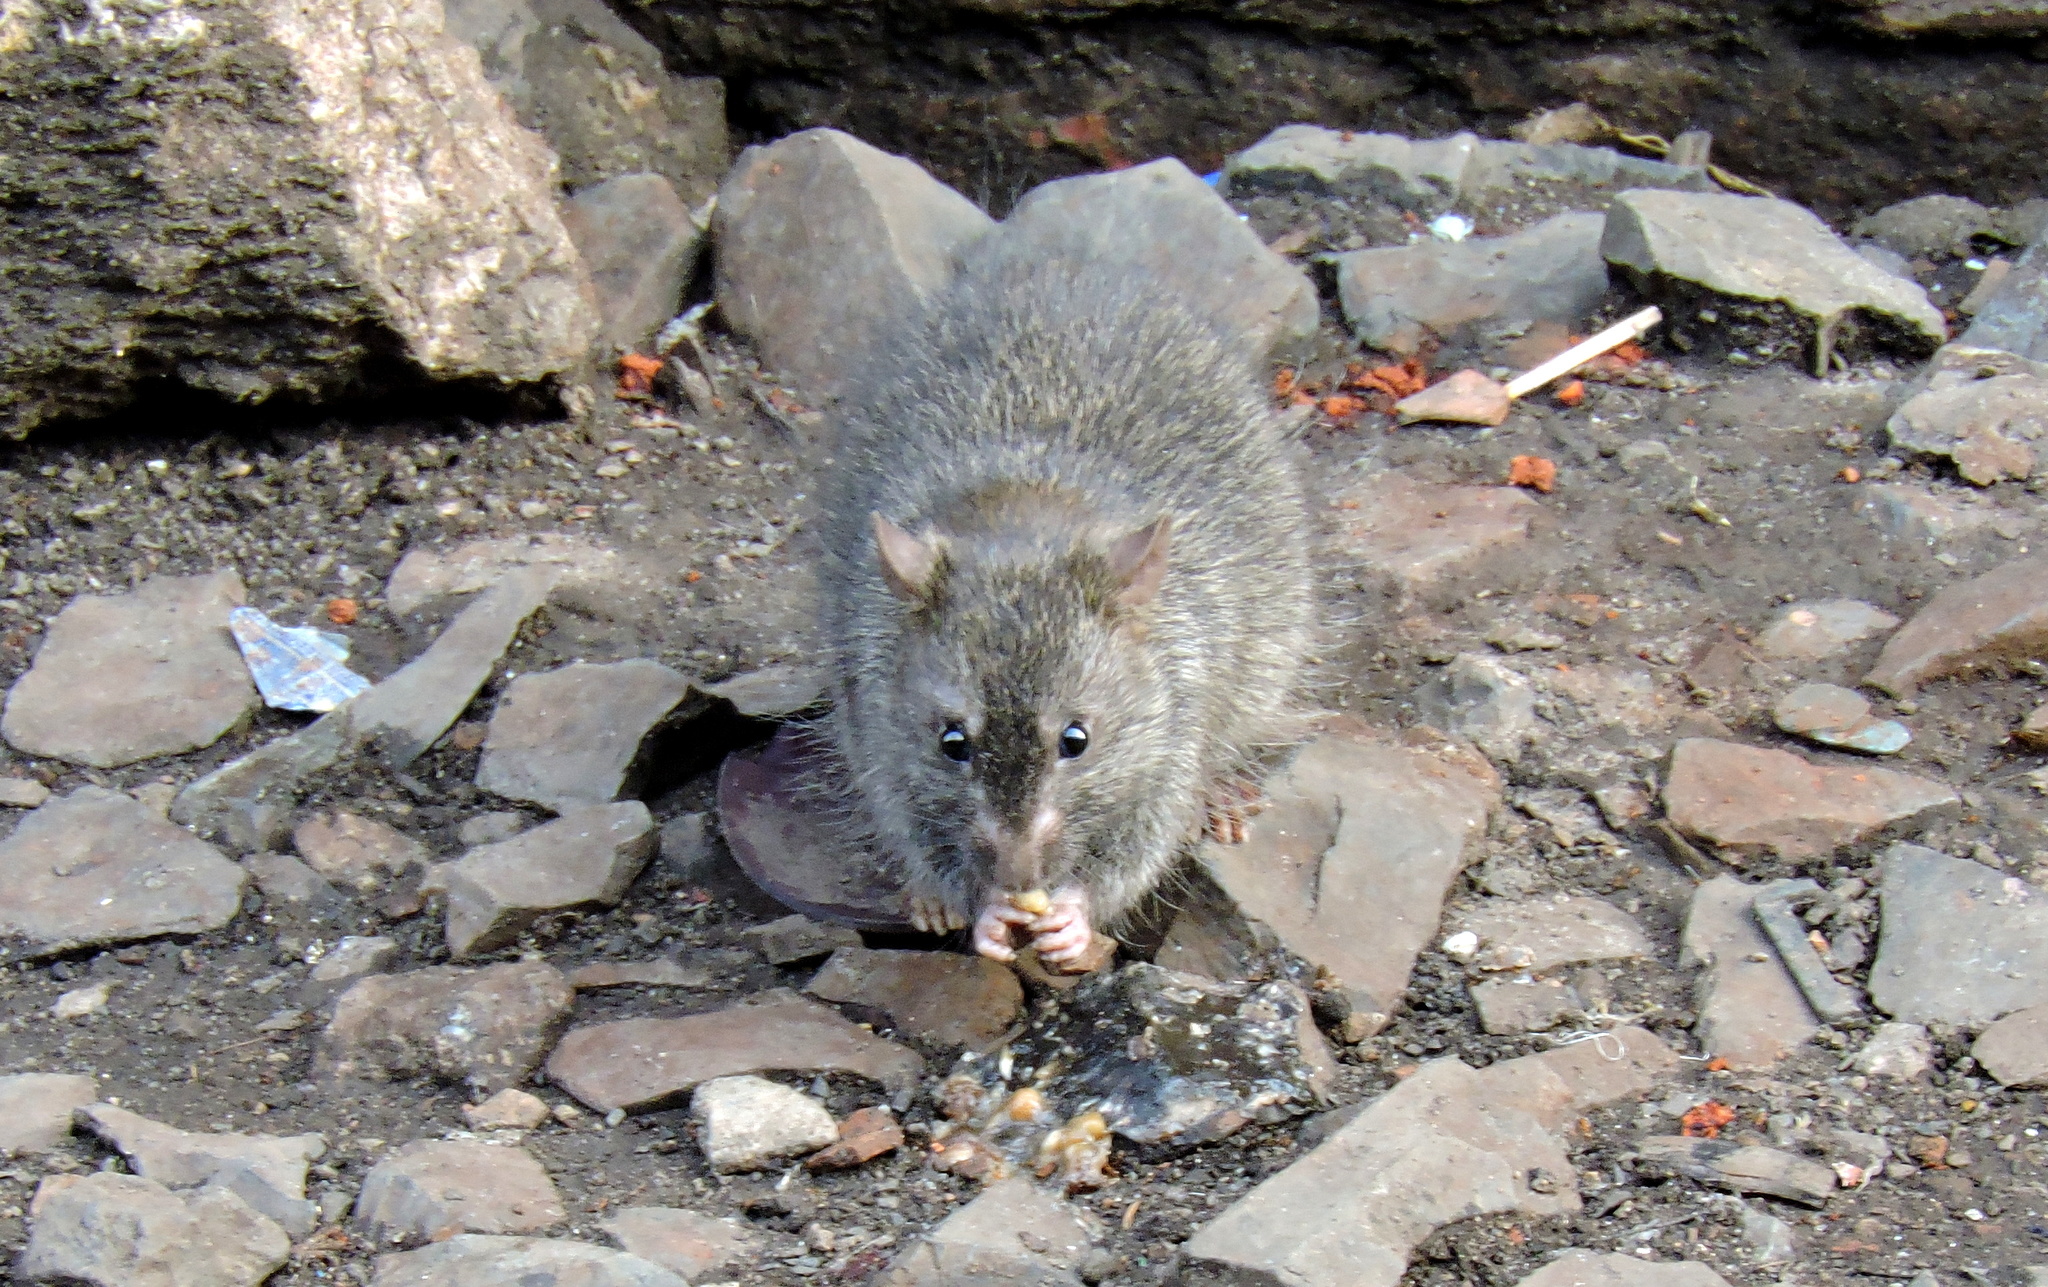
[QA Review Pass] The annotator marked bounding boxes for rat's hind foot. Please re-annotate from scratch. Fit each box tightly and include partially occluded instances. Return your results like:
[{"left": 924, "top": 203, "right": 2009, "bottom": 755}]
[{"left": 1202, "top": 779, "right": 1268, "bottom": 845}]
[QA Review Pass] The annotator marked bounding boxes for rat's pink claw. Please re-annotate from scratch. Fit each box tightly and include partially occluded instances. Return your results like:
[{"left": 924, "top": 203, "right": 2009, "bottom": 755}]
[
  {"left": 1030, "top": 886, "right": 1093, "bottom": 963},
  {"left": 971, "top": 900, "right": 1034, "bottom": 962}
]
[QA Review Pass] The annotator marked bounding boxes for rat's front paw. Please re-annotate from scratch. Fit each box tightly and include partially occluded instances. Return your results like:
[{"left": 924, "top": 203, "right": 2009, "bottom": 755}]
[
  {"left": 1028, "top": 886, "right": 1094, "bottom": 965},
  {"left": 971, "top": 899, "right": 1036, "bottom": 962}
]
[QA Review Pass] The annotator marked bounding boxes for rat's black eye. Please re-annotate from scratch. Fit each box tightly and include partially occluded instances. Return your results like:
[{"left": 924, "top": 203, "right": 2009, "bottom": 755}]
[
  {"left": 940, "top": 725, "right": 972, "bottom": 763},
  {"left": 1059, "top": 721, "right": 1089, "bottom": 758}
]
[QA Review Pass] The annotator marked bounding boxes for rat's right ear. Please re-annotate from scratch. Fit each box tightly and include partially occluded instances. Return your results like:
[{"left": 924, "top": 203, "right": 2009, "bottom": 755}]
[{"left": 872, "top": 512, "right": 940, "bottom": 601}]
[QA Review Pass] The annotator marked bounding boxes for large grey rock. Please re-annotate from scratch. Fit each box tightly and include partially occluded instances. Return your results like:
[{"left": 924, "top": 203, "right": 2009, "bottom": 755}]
[
  {"left": 442, "top": 801, "right": 656, "bottom": 956},
  {"left": 174, "top": 565, "right": 558, "bottom": 851},
  {"left": 370, "top": 1235, "right": 689, "bottom": 1287},
  {"left": 0, "top": 787, "right": 244, "bottom": 952},
  {"left": 1853, "top": 194, "right": 1994, "bottom": 260},
  {"left": 1602, "top": 190, "right": 1946, "bottom": 359},
  {"left": 384, "top": 534, "right": 618, "bottom": 615},
  {"left": 0, "top": 1074, "right": 96, "bottom": 1156},
  {"left": 1454, "top": 895, "right": 1651, "bottom": 974},
  {"left": 476, "top": 661, "right": 691, "bottom": 813},
  {"left": 1958, "top": 222, "right": 2048, "bottom": 361},
  {"left": 690, "top": 1075, "right": 837, "bottom": 1173},
  {"left": 1754, "top": 599, "right": 1899, "bottom": 661},
  {"left": 0, "top": 0, "right": 595, "bottom": 439},
  {"left": 600, "top": 1208, "right": 773, "bottom": 1281},
  {"left": 444, "top": 0, "right": 726, "bottom": 204},
  {"left": 546, "top": 988, "right": 924, "bottom": 1113},
  {"left": 317, "top": 960, "right": 575, "bottom": 1091},
  {"left": 885, "top": 1177, "right": 1098, "bottom": 1287},
  {"left": 77, "top": 1105, "right": 325, "bottom": 1237},
  {"left": 1176, "top": 1029, "right": 1678, "bottom": 1287},
  {"left": 714, "top": 128, "right": 994, "bottom": 396},
  {"left": 1865, "top": 551, "right": 2048, "bottom": 697},
  {"left": 20, "top": 1172, "right": 290, "bottom": 1287},
  {"left": 1869, "top": 843, "right": 2048, "bottom": 1025},
  {"left": 1334, "top": 212, "right": 1608, "bottom": 355},
  {"left": 2, "top": 572, "right": 254, "bottom": 767},
  {"left": 1512, "top": 1250, "right": 1734, "bottom": 1287},
  {"left": 1000, "top": 157, "right": 1318, "bottom": 359},
  {"left": 806, "top": 945, "right": 1025, "bottom": 1052},
  {"left": 561, "top": 173, "right": 704, "bottom": 351},
  {"left": 355, "top": 1140, "right": 564, "bottom": 1246},
  {"left": 1436, "top": 653, "right": 1539, "bottom": 766},
  {"left": 1886, "top": 346, "right": 2048, "bottom": 485},
  {"left": 1201, "top": 724, "right": 1499, "bottom": 1036},
  {"left": 1681, "top": 877, "right": 1819, "bottom": 1069}
]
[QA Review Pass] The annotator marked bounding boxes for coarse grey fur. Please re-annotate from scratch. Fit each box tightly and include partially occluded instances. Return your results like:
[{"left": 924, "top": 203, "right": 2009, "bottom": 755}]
[{"left": 817, "top": 236, "right": 1315, "bottom": 939}]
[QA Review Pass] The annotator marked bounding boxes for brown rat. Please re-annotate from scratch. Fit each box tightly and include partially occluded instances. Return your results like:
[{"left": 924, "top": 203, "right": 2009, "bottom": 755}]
[{"left": 816, "top": 237, "right": 1313, "bottom": 964}]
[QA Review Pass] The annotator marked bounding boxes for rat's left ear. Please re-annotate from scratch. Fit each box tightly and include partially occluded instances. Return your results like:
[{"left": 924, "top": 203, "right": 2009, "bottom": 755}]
[{"left": 1105, "top": 516, "right": 1172, "bottom": 608}]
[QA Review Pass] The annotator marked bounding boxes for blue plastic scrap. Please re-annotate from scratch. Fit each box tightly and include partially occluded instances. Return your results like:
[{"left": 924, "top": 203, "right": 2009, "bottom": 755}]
[{"left": 228, "top": 606, "right": 371, "bottom": 713}]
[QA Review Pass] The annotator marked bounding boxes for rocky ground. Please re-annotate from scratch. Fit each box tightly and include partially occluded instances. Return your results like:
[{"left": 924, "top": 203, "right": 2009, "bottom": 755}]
[{"left": 2, "top": 112, "right": 2047, "bottom": 1287}]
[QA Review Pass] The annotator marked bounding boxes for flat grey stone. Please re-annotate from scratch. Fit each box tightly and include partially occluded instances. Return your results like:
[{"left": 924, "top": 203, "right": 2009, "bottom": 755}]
[
  {"left": 1602, "top": 190, "right": 1946, "bottom": 355},
  {"left": 20, "top": 1172, "right": 289, "bottom": 1287},
  {"left": 1869, "top": 843, "right": 2048, "bottom": 1024},
  {"left": 536, "top": 159, "right": 706, "bottom": 333},
  {"left": 1886, "top": 346, "right": 2048, "bottom": 485},
  {"left": 2, "top": 571, "right": 255, "bottom": 768},
  {"left": 2020, "top": 699, "right": 2048, "bottom": 749},
  {"left": 477, "top": 660, "right": 690, "bottom": 813},
  {"left": 0, "top": 786, "right": 244, "bottom": 953},
  {"left": 1327, "top": 472, "right": 1538, "bottom": 598},
  {"left": 0, "top": 776, "right": 51, "bottom": 808},
  {"left": 806, "top": 945, "right": 1025, "bottom": 1052},
  {"left": 294, "top": 810, "right": 431, "bottom": 901},
  {"left": 1853, "top": 194, "right": 1993, "bottom": 259},
  {"left": 461, "top": 1088, "right": 549, "bottom": 1131},
  {"left": 1334, "top": 211, "right": 1607, "bottom": 355},
  {"left": 1853, "top": 1021, "right": 1935, "bottom": 1079},
  {"left": 457, "top": 812, "right": 529, "bottom": 847},
  {"left": 1663, "top": 738, "right": 1956, "bottom": 861},
  {"left": 309, "top": 935, "right": 400, "bottom": 984},
  {"left": 1754, "top": 600, "right": 1900, "bottom": 661},
  {"left": 1512, "top": 1249, "right": 1734, "bottom": 1287},
  {"left": 599, "top": 1208, "right": 769, "bottom": 1281},
  {"left": 1436, "top": 653, "right": 1538, "bottom": 766},
  {"left": 742, "top": 912, "right": 862, "bottom": 965},
  {"left": 317, "top": 960, "right": 574, "bottom": 1092},
  {"left": 1177, "top": 1029, "right": 1677, "bottom": 1287},
  {"left": 546, "top": 988, "right": 924, "bottom": 1113},
  {"left": 1958, "top": 216, "right": 2048, "bottom": 361},
  {"left": 442, "top": 801, "right": 656, "bottom": 957},
  {"left": 1471, "top": 978, "right": 1583, "bottom": 1035},
  {"left": 656, "top": 810, "right": 716, "bottom": 880},
  {"left": 714, "top": 127, "right": 993, "bottom": 396},
  {"left": 1455, "top": 895, "right": 1652, "bottom": 974},
  {"left": 77, "top": 1104, "right": 325, "bottom": 1237},
  {"left": 1000, "top": 157, "right": 1317, "bottom": 359},
  {"left": 1634, "top": 1136, "right": 1836, "bottom": 1205},
  {"left": 690, "top": 1075, "right": 837, "bottom": 1173},
  {"left": 173, "top": 566, "right": 558, "bottom": 851},
  {"left": 0, "top": 1073, "right": 96, "bottom": 1156},
  {"left": 370, "top": 1234, "right": 690, "bottom": 1287},
  {"left": 1680, "top": 876, "right": 1819, "bottom": 1069},
  {"left": 1972, "top": 1004, "right": 2048, "bottom": 1087},
  {"left": 353, "top": 1140, "right": 564, "bottom": 1245},
  {"left": 1202, "top": 725, "right": 1499, "bottom": 1034},
  {"left": 242, "top": 853, "right": 342, "bottom": 910},
  {"left": 1741, "top": 1208, "right": 1798, "bottom": 1266},
  {"left": 885, "top": 1176, "right": 1097, "bottom": 1286},
  {"left": 700, "top": 663, "right": 826, "bottom": 718},
  {"left": 1772, "top": 683, "right": 1913, "bottom": 755},
  {"left": 567, "top": 957, "right": 712, "bottom": 989},
  {"left": 1866, "top": 551, "right": 2048, "bottom": 697},
  {"left": 384, "top": 535, "right": 616, "bottom": 616}
]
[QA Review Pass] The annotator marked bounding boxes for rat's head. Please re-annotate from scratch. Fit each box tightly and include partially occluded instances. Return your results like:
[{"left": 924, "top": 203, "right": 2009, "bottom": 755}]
[{"left": 868, "top": 507, "right": 1180, "bottom": 899}]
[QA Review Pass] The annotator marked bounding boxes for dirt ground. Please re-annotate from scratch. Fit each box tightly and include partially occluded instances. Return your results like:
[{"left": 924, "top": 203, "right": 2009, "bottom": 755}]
[{"left": 0, "top": 174, "right": 2044, "bottom": 1287}]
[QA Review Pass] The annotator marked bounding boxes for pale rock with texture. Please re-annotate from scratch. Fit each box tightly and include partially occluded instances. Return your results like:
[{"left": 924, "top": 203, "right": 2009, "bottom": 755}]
[
  {"left": 384, "top": 535, "right": 616, "bottom": 615},
  {"left": 77, "top": 1104, "right": 325, "bottom": 1236},
  {"left": 1602, "top": 190, "right": 1946, "bottom": 357},
  {"left": 1437, "top": 652, "right": 1539, "bottom": 765},
  {"left": 1886, "top": 348, "right": 2048, "bottom": 485},
  {"left": 1634, "top": 1136, "right": 1836, "bottom": 1205},
  {"left": 1869, "top": 843, "right": 2048, "bottom": 1024},
  {"left": 600, "top": 1207, "right": 769, "bottom": 1280},
  {"left": 353, "top": 1140, "right": 564, "bottom": 1245},
  {"left": 885, "top": 1176, "right": 1099, "bottom": 1286},
  {"left": 999, "top": 157, "right": 1318, "bottom": 359},
  {"left": 317, "top": 960, "right": 574, "bottom": 1091},
  {"left": 1681, "top": 876, "right": 1819, "bottom": 1069},
  {"left": 1327, "top": 472, "right": 1537, "bottom": 594},
  {"left": 1471, "top": 978, "right": 1583, "bottom": 1035},
  {"left": 1853, "top": 1021, "right": 1936, "bottom": 1079},
  {"left": 20, "top": 1172, "right": 289, "bottom": 1287},
  {"left": 690, "top": 1075, "right": 838, "bottom": 1173},
  {"left": 0, "top": 1074, "right": 96, "bottom": 1156},
  {"left": 1865, "top": 552, "right": 2048, "bottom": 697},
  {"left": 0, "top": 0, "right": 596, "bottom": 438},
  {"left": 1512, "top": 1249, "right": 1734, "bottom": 1287},
  {"left": 1663, "top": 738, "right": 1956, "bottom": 860},
  {"left": 714, "top": 128, "right": 994, "bottom": 396},
  {"left": 0, "top": 776, "right": 52, "bottom": 808},
  {"left": 369, "top": 1234, "right": 688, "bottom": 1286},
  {"left": 1455, "top": 895, "right": 1651, "bottom": 974},
  {"left": 1972, "top": 1004, "right": 2048, "bottom": 1087},
  {"left": 1200, "top": 724, "right": 1499, "bottom": 1035},
  {"left": 309, "top": 935, "right": 400, "bottom": 984},
  {"left": 546, "top": 988, "right": 924, "bottom": 1113},
  {"left": 1754, "top": 600, "right": 1900, "bottom": 661},
  {"left": 2, "top": 572, "right": 254, "bottom": 767},
  {"left": 295, "top": 811, "right": 430, "bottom": 899},
  {"left": 1178, "top": 1029, "right": 1678, "bottom": 1287},
  {"left": 0, "top": 787, "right": 245, "bottom": 952},
  {"left": 1336, "top": 212, "right": 1608, "bottom": 355},
  {"left": 442, "top": 801, "right": 656, "bottom": 956},
  {"left": 743, "top": 913, "right": 864, "bottom": 965},
  {"left": 476, "top": 661, "right": 691, "bottom": 813},
  {"left": 51, "top": 982, "right": 111, "bottom": 1020},
  {"left": 561, "top": 173, "right": 703, "bottom": 350},
  {"left": 1857, "top": 1, "right": 2048, "bottom": 34},
  {"left": 462, "top": 1088, "right": 551, "bottom": 1131}
]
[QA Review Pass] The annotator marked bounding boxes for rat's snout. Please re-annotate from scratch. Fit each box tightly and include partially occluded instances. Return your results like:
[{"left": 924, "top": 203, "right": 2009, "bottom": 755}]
[{"left": 980, "top": 804, "right": 1063, "bottom": 892}]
